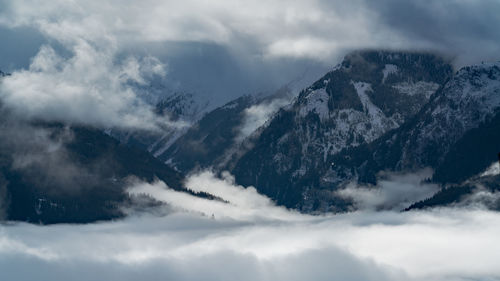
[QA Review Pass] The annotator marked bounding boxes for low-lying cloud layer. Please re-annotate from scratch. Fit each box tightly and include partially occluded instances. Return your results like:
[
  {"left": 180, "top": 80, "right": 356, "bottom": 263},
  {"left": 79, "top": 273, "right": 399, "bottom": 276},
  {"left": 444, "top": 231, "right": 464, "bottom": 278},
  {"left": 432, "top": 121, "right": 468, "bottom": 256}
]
[
  {"left": 2, "top": 171, "right": 500, "bottom": 281},
  {"left": 128, "top": 171, "right": 302, "bottom": 221},
  {"left": 336, "top": 169, "right": 439, "bottom": 211}
]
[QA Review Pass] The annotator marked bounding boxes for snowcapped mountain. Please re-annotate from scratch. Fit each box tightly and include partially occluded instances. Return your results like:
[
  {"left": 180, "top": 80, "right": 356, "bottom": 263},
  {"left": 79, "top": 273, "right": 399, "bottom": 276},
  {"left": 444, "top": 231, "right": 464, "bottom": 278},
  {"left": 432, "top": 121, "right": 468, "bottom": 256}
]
[
  {"left": 230, "top": 51, "right": 454, "bottom": 210},
  {"left": 157, "top": 86, "right": 296, "bottom": 173},
  {"left": 99, "top": 53, "right": 500, "bottom": 213},
  {"left": 108, "top": 91, "right": 210, "bottom": 157},
  {"left": 320, "top": 61, "right": 500, "bottom": 210},
  {"left": 108, "top": 70, "right": 317, "bottom": 165},
  {"left": 391, "top": 62, "right": 500, "bottom": 170},
  {"left": 335, "top": 61, "right": 500, "bottom": 182},
  {"left": 407, "top": 62, "right": 500, "bottom": 171}
]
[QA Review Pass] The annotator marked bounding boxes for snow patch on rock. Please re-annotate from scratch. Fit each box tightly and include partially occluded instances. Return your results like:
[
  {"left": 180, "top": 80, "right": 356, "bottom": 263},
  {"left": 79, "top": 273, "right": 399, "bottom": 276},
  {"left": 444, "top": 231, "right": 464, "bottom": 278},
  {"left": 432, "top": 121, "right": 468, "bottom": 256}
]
[
  {"left": 382, "top": 64, "right": 398, "bottom": 83},
  {"left": 353, "top": 81, "right": 398, "bottom": 134},
  {"left": 393, "top": 81, "right": 440, "bottom": 99},
  {"left": 299, "top": 88, "right": 330, "bottom": 121}
]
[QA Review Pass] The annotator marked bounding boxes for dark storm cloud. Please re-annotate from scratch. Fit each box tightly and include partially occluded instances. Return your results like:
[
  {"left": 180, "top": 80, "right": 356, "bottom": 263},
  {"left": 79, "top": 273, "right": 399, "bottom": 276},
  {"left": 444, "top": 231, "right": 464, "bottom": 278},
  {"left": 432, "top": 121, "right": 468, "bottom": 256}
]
[
  {"left": 0, "top": 0, "right": 498, "bottom": 129},
  {"left": 363, "top": 0, "right": 500, "bottom": 66}
]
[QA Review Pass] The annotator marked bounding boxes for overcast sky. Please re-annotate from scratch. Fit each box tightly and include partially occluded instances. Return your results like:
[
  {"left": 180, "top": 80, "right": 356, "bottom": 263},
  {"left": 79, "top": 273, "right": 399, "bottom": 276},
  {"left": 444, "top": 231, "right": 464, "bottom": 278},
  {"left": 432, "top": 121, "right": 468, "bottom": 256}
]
[
  {"left": 1, "top": 0, "right": 499, "bottom": 67},
  {"left": 0, "top": 0, "right": 499, "bottom": 128}
]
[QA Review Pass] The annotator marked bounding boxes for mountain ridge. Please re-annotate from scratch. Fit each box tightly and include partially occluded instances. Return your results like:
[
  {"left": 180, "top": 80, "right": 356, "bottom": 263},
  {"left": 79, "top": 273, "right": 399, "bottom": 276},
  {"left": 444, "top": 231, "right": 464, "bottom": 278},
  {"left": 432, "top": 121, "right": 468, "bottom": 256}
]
[{"left": 229, "top": 50, "right": 454, "bottom": 210}]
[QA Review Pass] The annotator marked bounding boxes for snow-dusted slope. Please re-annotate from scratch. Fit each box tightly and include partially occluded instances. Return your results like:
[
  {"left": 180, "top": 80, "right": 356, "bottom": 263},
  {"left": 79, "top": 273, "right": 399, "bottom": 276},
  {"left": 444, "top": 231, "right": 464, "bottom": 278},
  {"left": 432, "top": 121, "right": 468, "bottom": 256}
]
[
  {"left": 330, "top": 61, "right": 500, "bottom": 191},
  {"left": 231, "top": 51, "right": 453, "bottom": 210},
  {"left": 156, "top": 86, "right": 297, "bottom": 173},
  {"left": 108, "top": 91, "right": 209, "bottom": 156},
  {"left": 399, "top": 62, "right": 500, "bottom": 168},
  {"left": 109, "top": 68, "right": 319, "bottom": 165}
]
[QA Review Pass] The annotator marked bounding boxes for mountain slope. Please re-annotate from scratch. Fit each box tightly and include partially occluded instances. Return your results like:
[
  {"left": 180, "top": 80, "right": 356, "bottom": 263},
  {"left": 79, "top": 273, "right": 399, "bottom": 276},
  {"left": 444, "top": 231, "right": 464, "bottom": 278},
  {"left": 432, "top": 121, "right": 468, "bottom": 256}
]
[
  {"left": 333, "top": 62, "right": 500, "bottom": 184},
  {"left": 0, "top": 117, "right": 210, "bottom": 224},
  {"left": 108, "top": 92, "right": 209, "bottom": 157},
  {"left": 231, "top": 51, "right": 453, "bottom": 210},
  {"left": 158, "top": 87, "right": 294, "bottom": 173},
  {"left": 157, "top": 95, "right": 256, "bottom": 172}
]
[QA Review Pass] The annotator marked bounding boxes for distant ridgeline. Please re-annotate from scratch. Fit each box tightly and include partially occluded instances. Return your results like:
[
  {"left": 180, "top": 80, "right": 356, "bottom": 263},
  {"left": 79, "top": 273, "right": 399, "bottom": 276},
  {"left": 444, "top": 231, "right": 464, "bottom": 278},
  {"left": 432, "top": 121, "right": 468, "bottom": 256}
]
[{"left": 0, "top": 117, "right": 217, "bottom": 224}]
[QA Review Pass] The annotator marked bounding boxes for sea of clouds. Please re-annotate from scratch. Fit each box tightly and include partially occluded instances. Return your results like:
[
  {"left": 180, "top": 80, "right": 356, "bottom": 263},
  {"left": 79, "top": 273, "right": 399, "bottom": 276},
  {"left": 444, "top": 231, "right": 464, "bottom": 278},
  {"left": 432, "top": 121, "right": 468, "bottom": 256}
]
[{"left": 1, "top": 171, "right": 500, "bottom": 281}]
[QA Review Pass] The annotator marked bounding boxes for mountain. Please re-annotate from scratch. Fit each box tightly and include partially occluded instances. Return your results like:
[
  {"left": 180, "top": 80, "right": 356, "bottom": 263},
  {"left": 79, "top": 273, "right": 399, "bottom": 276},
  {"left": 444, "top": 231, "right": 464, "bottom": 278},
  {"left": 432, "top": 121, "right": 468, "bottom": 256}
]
[
  {"left": 158, "top": 87, "right": 294, "bottom": 173},
  {"left": 108, "top": 92, "right": 209, "bottom": 157},
  {"left": 333, "top": 61, "right": 500, "bottom": 182},
  {"left": 2, "top": 52, "right": 498, "bottom": 222},
  {"left": 230, "top": 50, "right": 454, "bottom": 210},
  {"left": 0, "top": 115, "right": 214, "bottom": 224},
  {"left": 109, "top": 70, "right": 318, "bottom": 162}
]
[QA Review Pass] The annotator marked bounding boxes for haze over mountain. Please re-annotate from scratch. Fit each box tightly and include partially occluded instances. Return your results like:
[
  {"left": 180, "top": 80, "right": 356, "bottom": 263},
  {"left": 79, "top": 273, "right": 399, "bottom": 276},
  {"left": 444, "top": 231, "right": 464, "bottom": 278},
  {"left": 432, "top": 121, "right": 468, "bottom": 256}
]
[{"left": 1, "top": 1, "right": 500, "bottom": 281}]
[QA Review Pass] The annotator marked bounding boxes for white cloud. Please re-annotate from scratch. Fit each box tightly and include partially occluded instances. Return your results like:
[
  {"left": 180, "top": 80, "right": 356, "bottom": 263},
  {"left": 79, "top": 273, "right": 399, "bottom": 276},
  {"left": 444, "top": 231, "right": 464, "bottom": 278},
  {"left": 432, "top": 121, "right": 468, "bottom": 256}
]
[
  {"left": 236, "top": 97, "right": 292, "bottom": 142},
  {"left": 0, "top": 42, "right": 177, "bottom": 130},
  {"left": 0, "top": 172, "right": 500, "bottom": 280},
  {"left": 336, "top": 169, "right": 439, "bottom": 211},
  {"left": 128, "top": 171, "right": 303, "bottom": 222},
  {"left": 2, "top": 188, "right": 500, "bottom": 281},
  {"left": 2, "top": 0, "right": 497, "bottom": 65},
  {"left": 0, "top": 0, "right": 498, "bottom": 129},
  {"left": 0, "top": 0, "right": 447, "bottom": 62}
]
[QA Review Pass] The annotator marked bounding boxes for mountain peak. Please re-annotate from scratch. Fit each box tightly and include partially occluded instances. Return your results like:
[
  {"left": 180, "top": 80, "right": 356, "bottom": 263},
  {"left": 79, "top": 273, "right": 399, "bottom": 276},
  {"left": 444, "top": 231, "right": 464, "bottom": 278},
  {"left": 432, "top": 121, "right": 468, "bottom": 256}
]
[{"left": 231, "top": 50, "right": 454, "bottom": 210}]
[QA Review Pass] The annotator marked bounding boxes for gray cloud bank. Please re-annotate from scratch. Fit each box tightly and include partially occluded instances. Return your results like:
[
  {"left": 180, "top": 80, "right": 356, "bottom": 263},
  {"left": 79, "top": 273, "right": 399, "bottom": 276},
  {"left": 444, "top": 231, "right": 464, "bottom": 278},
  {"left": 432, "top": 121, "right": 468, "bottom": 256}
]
[
  {"left": 0, "top": 0, "right": 499, "bottom": 130},
  {"left": 1, "top": 0, "right": 497, "bottom": 65}
]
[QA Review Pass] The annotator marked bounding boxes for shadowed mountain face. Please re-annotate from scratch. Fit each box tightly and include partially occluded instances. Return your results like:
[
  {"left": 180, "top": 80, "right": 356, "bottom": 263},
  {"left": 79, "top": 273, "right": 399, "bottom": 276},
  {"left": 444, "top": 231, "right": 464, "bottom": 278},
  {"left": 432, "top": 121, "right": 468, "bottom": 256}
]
[
  {"left": 107, "top": 92, "right": 209, "bottom": 158},
  {"left": 156, "top": 86, "right": 295, "bottom": 174},
  {"left": 323, "top": 61, "right": 500, "bottom": 210},
  {"left": 332, "top": 62, "right": 500, "bottom": 181},
  {"left": 229, "top": 51, "right": 454, "bottom": 210},
  {"left": 0, "top": 112, "right": 204, "bottom": 224},
  {"left": 157, "top": 95, "right": 257, "bottom": 172}
]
